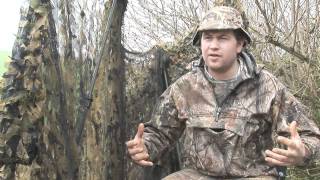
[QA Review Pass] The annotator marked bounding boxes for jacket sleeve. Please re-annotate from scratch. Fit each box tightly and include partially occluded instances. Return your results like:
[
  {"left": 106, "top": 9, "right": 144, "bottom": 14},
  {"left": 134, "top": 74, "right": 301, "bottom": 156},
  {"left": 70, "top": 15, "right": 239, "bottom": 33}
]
[
  {"left": 143, "top": 84, "right": 187, "bottom": 163},
  {"left": 271, "top": 87, "right": 320, "bottom": 166}
]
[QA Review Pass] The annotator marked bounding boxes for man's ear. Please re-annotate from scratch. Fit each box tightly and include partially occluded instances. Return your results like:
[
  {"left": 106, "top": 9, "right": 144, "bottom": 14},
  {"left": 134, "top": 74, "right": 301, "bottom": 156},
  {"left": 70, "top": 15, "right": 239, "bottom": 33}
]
[
  {"left": 237, "top": 40, "right": 245, "bottom": 53},
  {"left": 239, "top": 39, "right": 246, "bottom": 47}
]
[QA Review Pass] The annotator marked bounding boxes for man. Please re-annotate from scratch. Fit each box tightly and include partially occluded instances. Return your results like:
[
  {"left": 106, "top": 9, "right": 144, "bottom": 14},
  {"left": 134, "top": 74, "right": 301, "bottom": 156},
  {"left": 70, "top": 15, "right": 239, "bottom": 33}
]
[{"left": 126, "top": 6, "right": 320, "bottom": 179}]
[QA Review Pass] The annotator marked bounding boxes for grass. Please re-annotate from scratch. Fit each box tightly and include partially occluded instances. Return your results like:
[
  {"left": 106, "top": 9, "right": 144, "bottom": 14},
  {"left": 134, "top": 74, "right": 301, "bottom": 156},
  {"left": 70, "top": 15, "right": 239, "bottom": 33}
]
[{"left": 0, "top": 50, "right": 10, "bottom": 78}]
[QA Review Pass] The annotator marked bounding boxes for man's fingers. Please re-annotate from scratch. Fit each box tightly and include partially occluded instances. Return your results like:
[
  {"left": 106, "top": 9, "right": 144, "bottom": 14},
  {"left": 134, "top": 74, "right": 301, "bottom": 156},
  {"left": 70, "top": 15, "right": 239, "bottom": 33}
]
[
  {"left": 289, "top": 121, "right": 300, "bottom": 139},
  {"left": 131, "top": 152, "right": 150, "bottom": 162},
  {"left": 127, "top": 123, "right": 145, "bottom": 147},
  {"left": 277, "top": 136, "right": 295, "bottom": 148},
  {"left": 266, "top": 121, "right": 306, "bottom": 167},
  {"left": 265, "top": 149, "right": 291, "bottom": 163},
  {"left": 136, "top": 123, "right": 144, "bottom": 139},
  {"left": 265, "top": 156, "right": 289, "bottom": 167},
  {"left": 272, "top": 148, "right": 295, "bottom": 158},
  {"left": 126, "top": 139, "right": 138, "bottom": 148},
  {"left": 127, "top": 123, "right": 153, "bottom": 167},
  {"left": 128, "top": 147, "right": 144, "bottom": 156},
  {"left": 137, "top": 160, "right": 153, "bottom": 166}
]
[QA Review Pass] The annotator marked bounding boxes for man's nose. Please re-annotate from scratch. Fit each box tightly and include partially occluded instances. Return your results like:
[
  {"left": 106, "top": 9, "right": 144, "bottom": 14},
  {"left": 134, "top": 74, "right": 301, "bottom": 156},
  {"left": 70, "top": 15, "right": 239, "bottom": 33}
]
[{"left": 209, "top": 39, "right": 219, "bottom": 49}]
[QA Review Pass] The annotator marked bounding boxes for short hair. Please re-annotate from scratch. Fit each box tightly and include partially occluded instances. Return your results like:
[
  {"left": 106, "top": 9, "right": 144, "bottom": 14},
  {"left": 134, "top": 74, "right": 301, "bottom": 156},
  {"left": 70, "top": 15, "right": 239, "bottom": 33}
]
[
  {"left": 198, "top": 29, "right": 248, "bottom": 47},
  {"left": 233, "top": 29, "right": 248, "bottom": 47}
]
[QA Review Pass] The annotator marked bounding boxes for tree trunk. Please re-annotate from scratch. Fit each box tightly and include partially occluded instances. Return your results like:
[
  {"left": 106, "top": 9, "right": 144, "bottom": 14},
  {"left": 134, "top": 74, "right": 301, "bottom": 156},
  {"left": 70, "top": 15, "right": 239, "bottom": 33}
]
[{"left": 100, "top": 0, "right": 128, "bottom": 179}]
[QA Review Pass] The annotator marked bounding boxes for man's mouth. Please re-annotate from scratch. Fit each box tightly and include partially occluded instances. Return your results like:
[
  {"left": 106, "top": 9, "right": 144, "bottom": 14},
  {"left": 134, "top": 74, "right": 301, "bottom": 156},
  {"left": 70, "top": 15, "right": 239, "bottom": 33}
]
[{"left": 208, "top": 54, "right": 221, "bottom": 58}]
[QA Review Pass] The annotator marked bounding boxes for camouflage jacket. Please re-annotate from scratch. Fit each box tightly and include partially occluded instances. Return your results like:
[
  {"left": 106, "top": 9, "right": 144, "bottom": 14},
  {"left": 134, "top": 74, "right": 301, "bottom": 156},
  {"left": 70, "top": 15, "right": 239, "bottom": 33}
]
[{"left": 143, "top": 52, "right": 320, "bottom": 178}]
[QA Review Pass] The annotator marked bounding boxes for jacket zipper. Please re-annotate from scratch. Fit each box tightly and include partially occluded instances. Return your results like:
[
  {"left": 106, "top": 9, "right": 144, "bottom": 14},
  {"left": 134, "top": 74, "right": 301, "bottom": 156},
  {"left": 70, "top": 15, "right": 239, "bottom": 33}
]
[
  {"left": 210, "top": 66, "right": 256, "bottom": 121},
  {"left": 215, "top": 106, "right": 221, "bottom": 121},
  {"left": 213, "top": 78, "right": 253, "bottom": 121}
]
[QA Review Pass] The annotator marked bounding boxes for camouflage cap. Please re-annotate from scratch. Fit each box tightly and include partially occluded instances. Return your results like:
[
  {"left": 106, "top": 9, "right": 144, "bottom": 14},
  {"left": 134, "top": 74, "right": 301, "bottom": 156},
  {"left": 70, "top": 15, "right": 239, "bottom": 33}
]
[{"left": 193, "top": 6, "right": 252, "bottom": 46}]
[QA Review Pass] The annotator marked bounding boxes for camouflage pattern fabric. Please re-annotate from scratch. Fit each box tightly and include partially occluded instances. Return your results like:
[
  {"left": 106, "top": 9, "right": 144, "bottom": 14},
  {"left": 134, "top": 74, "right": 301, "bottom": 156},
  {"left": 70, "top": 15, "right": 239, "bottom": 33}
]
[
  {"left": 162, "top": 168, "right": 277, "bottom": 180},
  {"left": 204, "top": 59, "right": 243, "bottom": 106},
  {"left": 193, "top": 6, "right": 251, "bottom": 45},
  {"left": 143, "top": 51, "right": 320, "bottom": 178}
]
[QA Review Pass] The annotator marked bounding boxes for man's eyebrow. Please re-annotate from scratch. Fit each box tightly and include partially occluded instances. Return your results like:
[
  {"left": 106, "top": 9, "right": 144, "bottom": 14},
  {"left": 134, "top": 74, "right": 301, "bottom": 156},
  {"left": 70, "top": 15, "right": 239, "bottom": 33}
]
[
  {"left": 218, "top": 33, "right": 231, "bottom": 37},
  {"left": 203, "top": 33, "right": 214, "bottom": 36}
]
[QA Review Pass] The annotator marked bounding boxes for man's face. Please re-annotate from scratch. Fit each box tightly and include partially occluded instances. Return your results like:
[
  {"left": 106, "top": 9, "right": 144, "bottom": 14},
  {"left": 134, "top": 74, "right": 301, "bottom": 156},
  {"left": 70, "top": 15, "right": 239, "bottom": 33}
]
[{"left": 201, "top": 30, "right": 243, "bottom": 74}]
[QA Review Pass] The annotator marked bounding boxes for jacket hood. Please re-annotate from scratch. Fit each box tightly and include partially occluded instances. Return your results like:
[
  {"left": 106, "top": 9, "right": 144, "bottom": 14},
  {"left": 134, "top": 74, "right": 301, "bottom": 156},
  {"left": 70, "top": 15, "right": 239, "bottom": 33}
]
[{"left": 239, "top": 51, "right": 259, "bottom": 78}]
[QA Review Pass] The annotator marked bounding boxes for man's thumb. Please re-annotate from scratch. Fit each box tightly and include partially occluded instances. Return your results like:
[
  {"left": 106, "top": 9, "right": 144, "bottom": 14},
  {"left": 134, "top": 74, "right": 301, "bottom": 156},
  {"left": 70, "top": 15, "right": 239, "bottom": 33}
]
[
  {"left": 290, "top": 121, "right": 299, "bottom": 139},
  {"left": 136, "top": 123, "right": 144, "bottom": 139}
]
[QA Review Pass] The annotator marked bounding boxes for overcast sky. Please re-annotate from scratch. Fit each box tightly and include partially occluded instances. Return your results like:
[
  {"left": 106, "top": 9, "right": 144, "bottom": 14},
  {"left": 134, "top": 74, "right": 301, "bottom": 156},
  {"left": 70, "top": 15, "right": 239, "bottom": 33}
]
[{"left": 0, "top": 0, "right": 25, "bottom": 51}]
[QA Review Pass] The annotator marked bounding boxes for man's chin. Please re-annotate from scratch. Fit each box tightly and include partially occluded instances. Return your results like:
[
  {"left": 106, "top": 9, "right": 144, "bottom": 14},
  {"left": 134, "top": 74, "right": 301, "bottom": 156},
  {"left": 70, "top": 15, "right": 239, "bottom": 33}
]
[
  {"left": 207, "top": 57, "right": 220, "bottom": 62},
  {"left": 206, "top": 65, "right": 225, "bottom": 73},
  {"left": 206, "top": 63, "right": 221, "bottom": 70}
]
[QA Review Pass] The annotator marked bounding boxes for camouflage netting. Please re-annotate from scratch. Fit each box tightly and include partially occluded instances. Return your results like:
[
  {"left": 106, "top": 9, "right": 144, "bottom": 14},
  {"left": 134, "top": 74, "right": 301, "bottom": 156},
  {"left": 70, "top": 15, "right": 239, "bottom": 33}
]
[{"left": 0, "top": 3, "right": 46, "bottom": 179}]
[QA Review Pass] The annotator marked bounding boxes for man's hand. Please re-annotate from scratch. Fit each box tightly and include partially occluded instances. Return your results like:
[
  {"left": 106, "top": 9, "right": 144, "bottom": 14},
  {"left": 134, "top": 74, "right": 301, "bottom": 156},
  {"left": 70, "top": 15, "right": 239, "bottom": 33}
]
[
  {"left": 126, "top": 123, "right": 153, "bottom": 166},
  {"left": 265, "top": 121, "right": 310, "bottom": 166}
]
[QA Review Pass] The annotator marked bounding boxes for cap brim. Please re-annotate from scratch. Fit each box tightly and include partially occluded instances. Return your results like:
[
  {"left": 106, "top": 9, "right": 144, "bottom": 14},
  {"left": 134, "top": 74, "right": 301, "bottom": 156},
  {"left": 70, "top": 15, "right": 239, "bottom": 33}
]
[
  {"left": 192, "top": 28, "right": 252, "bottom": 46},
  {"left": 240, "top": 28, "right": 252, "bottom": 44}
]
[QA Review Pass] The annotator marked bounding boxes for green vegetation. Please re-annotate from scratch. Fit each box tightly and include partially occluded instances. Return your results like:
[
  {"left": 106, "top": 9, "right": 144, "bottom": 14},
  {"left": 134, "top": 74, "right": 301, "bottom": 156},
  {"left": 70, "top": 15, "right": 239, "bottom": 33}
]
[{"left": 0, "top": 50, "right": 10, "bottom": 78}]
